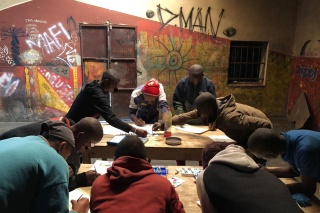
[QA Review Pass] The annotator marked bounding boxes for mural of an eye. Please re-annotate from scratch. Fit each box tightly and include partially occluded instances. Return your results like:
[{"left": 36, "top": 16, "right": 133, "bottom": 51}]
[{"left": 153, "top": 37, "right": 197, "bottom": 84}]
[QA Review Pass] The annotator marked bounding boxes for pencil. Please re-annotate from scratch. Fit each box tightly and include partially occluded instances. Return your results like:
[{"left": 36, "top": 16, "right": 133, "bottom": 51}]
[{"left": 77, "top": 194, "right": 83, "bottom": 201}]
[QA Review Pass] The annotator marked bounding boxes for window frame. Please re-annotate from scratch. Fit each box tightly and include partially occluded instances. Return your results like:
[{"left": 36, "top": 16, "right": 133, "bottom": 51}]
[{"left": 227, "top": 41, "right": 269, "bottom": 87}]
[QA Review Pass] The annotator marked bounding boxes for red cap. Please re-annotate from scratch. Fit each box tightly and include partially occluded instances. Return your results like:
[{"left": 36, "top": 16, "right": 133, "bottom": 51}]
[{"left": 142, "top": 79, "right": 160, "bottom": 97}]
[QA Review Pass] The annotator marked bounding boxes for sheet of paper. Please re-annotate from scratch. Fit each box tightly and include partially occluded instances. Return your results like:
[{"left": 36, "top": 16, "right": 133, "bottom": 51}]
[
  {"left": 168, "top": 176, "right": 185, "bottom": 188},
  {"left": 103, "top": 125, "right": 127, "bottom": 135},
  {"left": 175, "top": 124, "right": 208, "bottom": 134},
  {"left": 131, "top": 124, "right": 154, "bottom": 135},
  {"left": 69, "top": 189, "right": 90, "bottom": 212},
  {"left": 108, "top": 135, "right": 126, "bottom": 143},
  {"left": 209, "top": 135, "right": 235, "bottom": 143},
  {"left": 90, "top": 160, "right": 113, "bottom": 174},
  {"left": 102, "top": 124, "right": 153, "bottom": 135}
]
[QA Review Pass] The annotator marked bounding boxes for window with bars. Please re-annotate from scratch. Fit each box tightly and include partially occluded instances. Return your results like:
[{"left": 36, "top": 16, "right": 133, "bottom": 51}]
[{"left": 228, "top": 41, "right": 268, "bottom": 85}]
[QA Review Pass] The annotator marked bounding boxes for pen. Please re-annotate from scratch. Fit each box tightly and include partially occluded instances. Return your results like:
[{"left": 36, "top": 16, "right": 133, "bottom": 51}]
[
  {"left": 77, "top": 194, "right": 83, "bottom": 201},
  {"left": 94, "top": 165, "right": 97, "bottom": 173}
]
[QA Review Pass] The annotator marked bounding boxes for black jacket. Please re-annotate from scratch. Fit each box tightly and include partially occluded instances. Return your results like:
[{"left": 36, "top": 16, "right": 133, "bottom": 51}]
[{"left": 66, "top": 80, "right": 132, "bottom": 133}]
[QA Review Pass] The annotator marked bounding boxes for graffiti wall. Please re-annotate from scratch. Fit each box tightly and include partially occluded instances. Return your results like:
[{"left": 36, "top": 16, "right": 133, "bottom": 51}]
[
  {"left": 137, "top": 19, "right": 230, "bottom": 107},
  {"left": 0, "top": 0, "right": 294, "bottom": 121},
  {"left": 288, "top": 57, "right": 320, "bottom": 130},
  {"left": 0, "top": 66, "right": 81, "bottom": 121}
]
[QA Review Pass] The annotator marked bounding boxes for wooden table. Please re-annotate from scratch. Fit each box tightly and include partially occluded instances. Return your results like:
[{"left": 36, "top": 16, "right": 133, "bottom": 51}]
[
  {"left": 77, "top": 164, "right": 320, "bottom": 213},
  {"left": 82, "top": 125, "right": 225, "bottom": 163},
  {"left": 78, "top": 164, "right": 203, "bottom": 213}
]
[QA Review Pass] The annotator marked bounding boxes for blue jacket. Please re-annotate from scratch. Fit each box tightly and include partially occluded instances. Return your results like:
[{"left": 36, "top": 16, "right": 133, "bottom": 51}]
[{"left": 172, "top": 76, "right": 216, "bottom": 114}]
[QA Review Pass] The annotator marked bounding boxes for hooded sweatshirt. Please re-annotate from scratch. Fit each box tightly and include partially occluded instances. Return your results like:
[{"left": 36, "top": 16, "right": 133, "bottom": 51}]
[
  {"left": 196, "top": 145, "right": 303, "bottom": 213},
  {"left": 90, "top": 156, "right": 185, "bottom": 213},
  {"left": 214, "top": 94, "right": 272, "bottom": 148}
]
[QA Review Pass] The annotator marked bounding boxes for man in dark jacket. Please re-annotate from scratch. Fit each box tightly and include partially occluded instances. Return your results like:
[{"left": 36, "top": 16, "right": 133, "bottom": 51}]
[
  {"left": 0, "top": 116, "right": 103, "bottom": 191},
  {"left": 173, "top": 64, "right": 216, "bottom": 125},
  {"left": 90, "top": 135, "right": 185, "bottom": 213},
  {"left": 66, "top": 68, "right": 147, "bottom": 137}
]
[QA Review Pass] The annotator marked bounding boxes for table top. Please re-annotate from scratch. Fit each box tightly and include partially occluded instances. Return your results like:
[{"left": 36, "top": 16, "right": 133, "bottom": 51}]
[
  {"left": 96, "top": 124, "right": 224, "bottom": 148},
  {"left": 82, "top": 125, "right": 228, "bottom": 163},
  {"left": 78, "top": 164, "right": 203, "bottom": 213},
  {"left": 77, "top": 164, "right": 320, "bottom": 213}
]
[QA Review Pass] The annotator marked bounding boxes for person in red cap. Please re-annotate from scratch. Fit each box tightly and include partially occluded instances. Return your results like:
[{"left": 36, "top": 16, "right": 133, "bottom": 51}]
[{"left": 129, "top": 78, "right": 168, "bottom": 126}]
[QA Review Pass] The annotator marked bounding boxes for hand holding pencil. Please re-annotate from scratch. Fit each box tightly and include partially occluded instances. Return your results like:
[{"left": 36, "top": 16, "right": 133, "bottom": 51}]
[{"left": 71, "top": 196, "right": 89, "bottom": 213}]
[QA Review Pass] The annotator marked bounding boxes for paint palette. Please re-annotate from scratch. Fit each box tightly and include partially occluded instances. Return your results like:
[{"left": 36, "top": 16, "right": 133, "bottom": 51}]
[
  {"left": 181, "top": 167, "right": 202, "bottom": 177},
  {"left": 153, "top": 166, "right": 168, "bottom": 176}
]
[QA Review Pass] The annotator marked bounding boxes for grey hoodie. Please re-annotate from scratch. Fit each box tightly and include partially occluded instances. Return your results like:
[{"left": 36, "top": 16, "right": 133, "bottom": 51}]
[
  {"left": 196, "top": 145, "right": 302, "bottom": 213},
  {"left": 196, "top": 145, "right": 258, "bottom": 213}
]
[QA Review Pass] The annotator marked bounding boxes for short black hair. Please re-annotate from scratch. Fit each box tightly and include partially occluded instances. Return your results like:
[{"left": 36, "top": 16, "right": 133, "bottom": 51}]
[
  {"left": 101, "top": 68, "right": 120, "bottom": 83},
  {"left": 114, "top": 135, "right": 147, "bottom": 159},
  {"left": 248, "top": 128, "right": 280, "bottom": 153},
  {"left": 195, "top": 92, "right": 218, "bottom": 120},
  {"left": 188, "top": 64, "right": 204, "bottom": 77}
]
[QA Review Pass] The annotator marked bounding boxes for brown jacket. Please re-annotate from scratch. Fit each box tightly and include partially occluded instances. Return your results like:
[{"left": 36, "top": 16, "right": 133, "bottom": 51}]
[{"left": 172, "top": 94, "right": 273, "bottom": 147}]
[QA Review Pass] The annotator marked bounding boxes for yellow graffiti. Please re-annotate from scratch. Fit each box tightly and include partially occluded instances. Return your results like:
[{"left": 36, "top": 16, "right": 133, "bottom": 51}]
[
  {"left": 24, "top": 67, "right": 32, "bottom": 113},
  {"left": 73, "top": 66, "right": 78, "bottom": 98},
  {"left": 32, "top": 66, "right": 42, "bottom": 113},
  {"left": 38, "top": 73, "right": 69, "bottom": 112}
]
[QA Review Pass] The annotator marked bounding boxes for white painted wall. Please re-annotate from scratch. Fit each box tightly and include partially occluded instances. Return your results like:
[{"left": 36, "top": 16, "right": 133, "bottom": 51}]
[
  {"left": 76, "top": 0, "right": 298, "bottom": 54},
  {"left": 293, "top": 0, "right": 320, "bottom": 57},
  {"left": 2, "top": 0, "right": 298, "bottom": 54},
  {"left": 0, "top": 0, "right": 31, "bottom": 11}
]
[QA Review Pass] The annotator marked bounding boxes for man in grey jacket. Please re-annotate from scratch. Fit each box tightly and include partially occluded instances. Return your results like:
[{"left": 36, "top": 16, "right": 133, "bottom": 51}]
[{"left": 196, "top": 144, "right": 303, "bottom": 213}]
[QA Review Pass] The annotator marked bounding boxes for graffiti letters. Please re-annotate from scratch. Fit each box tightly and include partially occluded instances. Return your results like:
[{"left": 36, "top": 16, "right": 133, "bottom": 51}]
[
  {"left": 0, "top": 45, "right": 15, "bottom": 66},
  {"left": 26, "top": 23, "right": 69, "bottom": 53},
  {"left": 42, "top": 70, "right": 73, "bottom": 99},
  {"left": 26, "top": 24, "right": 39, "bottom": 42},
  {"left": 297, "top": 64, "right": 318, "bottom": 81},
  {"left": 26, "top": 22, "right": 78, "bottom": 67},
  {"left": 25, "top": 19, "right": 47, "bottom": 24},
  {"left": 0, "top": 72, "right": 21, "bottom": 97},
  {"left": 157, "top": 4, "right": 224, "bottom": 38}
]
